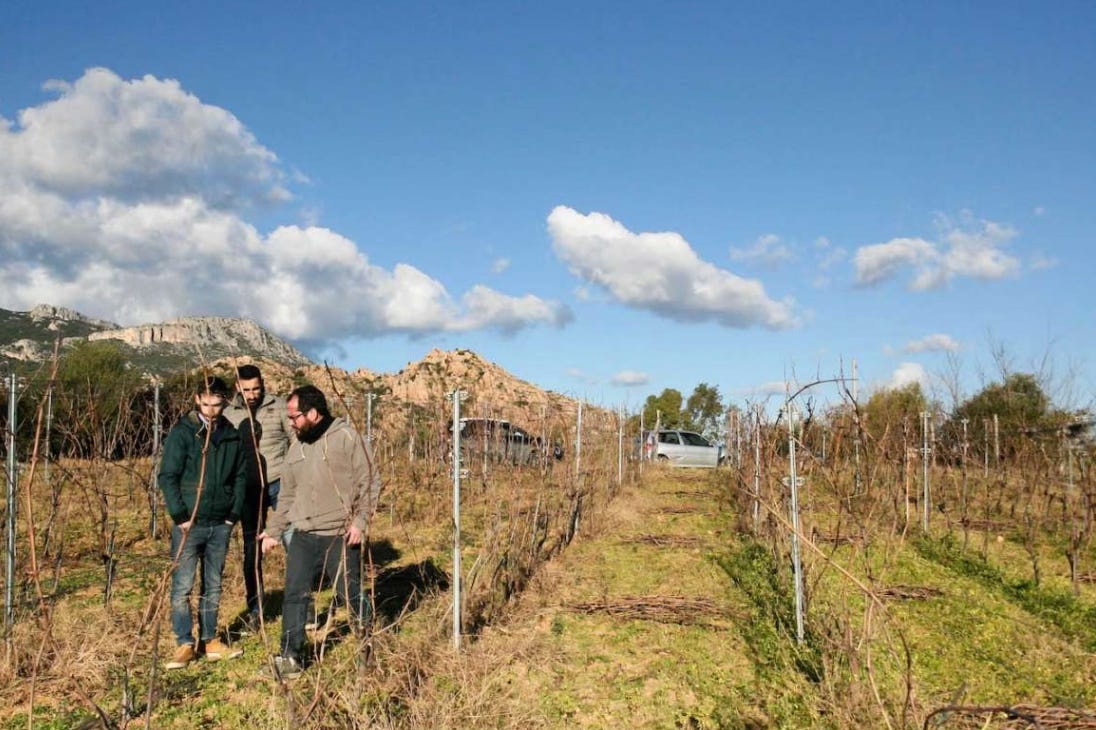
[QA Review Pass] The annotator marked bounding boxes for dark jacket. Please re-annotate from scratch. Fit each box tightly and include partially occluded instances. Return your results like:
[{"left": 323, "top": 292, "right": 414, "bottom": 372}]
[{"left": 158, "top": 412, "right": 247, "bottom": 526}]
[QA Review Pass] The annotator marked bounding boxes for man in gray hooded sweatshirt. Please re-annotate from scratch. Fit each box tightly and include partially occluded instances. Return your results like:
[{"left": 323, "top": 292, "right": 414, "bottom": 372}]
[{"left": 259, "top": 385, "right": 381, "bottom": 678}]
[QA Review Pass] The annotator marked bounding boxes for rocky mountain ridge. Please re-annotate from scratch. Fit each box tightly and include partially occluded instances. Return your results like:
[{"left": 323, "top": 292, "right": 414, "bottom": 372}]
[
  {"left": 2, "top": 304, "right": 576, "bottom": 429},
  {"left": 87, "top": 316, "right": 311, "bottom": 367},
  {"left": 0, "top": 304, "right": 310, "bottom": 370}
]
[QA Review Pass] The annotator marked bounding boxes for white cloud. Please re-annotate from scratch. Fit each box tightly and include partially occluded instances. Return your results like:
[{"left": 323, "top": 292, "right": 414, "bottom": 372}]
[
  {"left": 566, "top": 368, "right": 598, "bottom": 384},
  {"left": 610, "top": 370, "right": 649, "bottom": 386},
  {"left": 743, "top": 381, "right": 788, "bottom": 396},
  {"left": 1029, "top": 253, "right": 1058, "bottom": 271},
  {"left": 491, "top": 257, "right": 511, "bottom": 274},
  {"left": 903, "top": 334, "right": 960, "bottom": 354},
  {"left": 816, "top": 243, "right": 847, "bottom": 271},
  {"left": 0, "top": 68, "right": 569, "bottom": 345},
  {"left": 454, "top": 285, "right": 572, "bottom": 334},
  {"left": 852, "top": 214, "right": 1021, "bottom": 290},
  {"left": 853, "top": 237, "right": 937, "bottom": 287},
  {"left": 889, "top": 362, "right": 927, "bottom": 389},
  {"left": 547, "top": 206, "right": 797, "bottom": 330},
  {"left": 729, "top": 233, "right": 795, "bottom": 268},
  {"left": 0, "top": 68, "right": 288, "bottom": 207}
]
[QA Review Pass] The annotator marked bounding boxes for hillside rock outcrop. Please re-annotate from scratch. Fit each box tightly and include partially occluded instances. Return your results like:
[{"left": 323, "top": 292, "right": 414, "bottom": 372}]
[{"left": 88, "top": 317, "right": 312, "bottom": 367}]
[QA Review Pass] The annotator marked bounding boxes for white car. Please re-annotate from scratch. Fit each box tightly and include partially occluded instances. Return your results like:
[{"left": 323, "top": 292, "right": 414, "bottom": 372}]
[{"left": 647, "top": 429, "right": 723, "bottom": 468}]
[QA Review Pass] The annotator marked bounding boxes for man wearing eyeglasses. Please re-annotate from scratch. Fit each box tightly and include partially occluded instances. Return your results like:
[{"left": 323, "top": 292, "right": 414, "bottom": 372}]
[{"left": 259, "top": 384, "right": 381, "bottom": 680}]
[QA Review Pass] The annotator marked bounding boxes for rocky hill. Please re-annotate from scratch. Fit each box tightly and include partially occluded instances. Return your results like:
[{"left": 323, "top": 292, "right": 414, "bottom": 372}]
[
  {"left": 87, "top": 316, "right": 311, "bottom": 368},
  {"left": 0, "top": 304, "right": 118, "bottom": 361},
  {"left": 2, "top": 304, "right": 580, "bottom": 435},
  {"left": 0, "top": 304, "right": 311, "bottom": 373},
  {"left": 205, "top": 348, "right": 578, "bottom": 438},
  {"left": 383, "top": 348, "right": 577, "bottom": 421}
]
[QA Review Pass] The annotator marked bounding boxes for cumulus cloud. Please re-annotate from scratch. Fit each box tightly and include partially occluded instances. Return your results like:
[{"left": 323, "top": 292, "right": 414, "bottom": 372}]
[
  {"left": 1029, "top": 253, "right": 1058, "bottom": 271},
  {"left": 815, "top": 238, "right": 847, "bottom": 270},
  {"left": 729, "top": 233, "right": 795, "bottom": 268},
  {"left": 852, "top": 213, "right": 1021, "bottom": 290},
  {"left": 853, "top": 237, "right": 938, "bottom": 287},
  {"left": 547, "top": 206, "right": 797, "bottom": 330},
  {"left": 610, "top": 370, "right": 649, "bottom": 386},
  {"left": 566, "top": 368, "right": 597, "bottom": 384},
  {"left": 903, "top": 334, "right": 960, "bottom": 354},
  {"left": 743, "top": 381, "right": 789, "bottom": 397},
  {"left": 0, "top": 68, "right": 569, "bottom": 344},
  {"left": 0, "top": 67, "right": 288, "bottom": 207},
  {"left": 454, "top": 285, "right": 572, "bottom": 334},
  {"left": 889, "top": 362, "right": 927, "bottom": 389}
]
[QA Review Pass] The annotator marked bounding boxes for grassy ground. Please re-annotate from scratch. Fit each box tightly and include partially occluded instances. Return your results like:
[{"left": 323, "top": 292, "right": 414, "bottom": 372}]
[{"left": 3, "top": 463, "right": 1095, "bottom": 729}]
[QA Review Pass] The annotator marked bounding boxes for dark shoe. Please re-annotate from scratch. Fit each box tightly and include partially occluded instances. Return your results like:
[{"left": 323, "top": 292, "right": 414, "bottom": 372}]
[
  {"left": 237, "top": 612, "right": 261, "bottom": 636},
  {"left": 260, "top": 655, "right": 303, "bottom": 681}
]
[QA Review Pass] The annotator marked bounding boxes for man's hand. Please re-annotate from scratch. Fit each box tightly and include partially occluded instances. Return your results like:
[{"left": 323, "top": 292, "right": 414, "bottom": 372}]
[
  {"left": 259, "top": 532, "right": 280, "bottom": 554},
  {"left": 346, "top": 524, "right": 363, "bottom": 546}
]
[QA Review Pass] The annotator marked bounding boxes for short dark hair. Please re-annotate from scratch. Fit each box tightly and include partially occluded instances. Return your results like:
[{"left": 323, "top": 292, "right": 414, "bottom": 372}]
[
  {"left": 235, "top": 364, "right": 262, "bottom": 382},
  {"left": 290, "top": 384, "right": 329, "bottom": 417},
  {"left": 196, "top": 376, "right": 229, "bottom": 399}
]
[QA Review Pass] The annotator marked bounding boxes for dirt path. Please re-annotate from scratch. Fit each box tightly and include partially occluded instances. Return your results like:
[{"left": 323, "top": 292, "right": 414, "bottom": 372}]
[{"left": 467, "top": 469, "right": 770, "bottom": 729}]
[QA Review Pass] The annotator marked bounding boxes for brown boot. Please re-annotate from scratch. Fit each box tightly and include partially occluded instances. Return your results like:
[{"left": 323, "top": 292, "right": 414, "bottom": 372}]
[
  {"left": 203, "top": 638, "right": 243, "bottom": 662},
  {"left": 165, "top": 643, "right": 197, "bottom": 670}
]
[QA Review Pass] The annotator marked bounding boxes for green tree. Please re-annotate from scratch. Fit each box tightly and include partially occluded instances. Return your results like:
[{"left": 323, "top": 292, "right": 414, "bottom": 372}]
[
  {"left": 54, "top": 341, "right": 146, "bottom": 458},
  {"left": 641, "top": 389, "right": 683, "bottom": 430},
  {"left": 953, "top": 373, "right": 1056, "bottom": 434},
  {"left": 684, "top": 383, "right": 724, "bottom": 439},
  {"left": 863, "top": 382, "right": 928, "bottom": 446}
]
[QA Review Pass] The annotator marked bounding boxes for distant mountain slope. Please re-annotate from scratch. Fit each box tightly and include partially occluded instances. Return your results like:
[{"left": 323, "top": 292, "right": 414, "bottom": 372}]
[
  {"left": 88, "top": 316, "right": 312, "bottom": 369},
  {"left": 0, "top": 304, "right": 312, "bottom": 374},
  {"left": 1, "top": 305, "right": 577, "bottom": 431},
  {"left": 0, "top": 305, "right": 118, "bottom": 361}
]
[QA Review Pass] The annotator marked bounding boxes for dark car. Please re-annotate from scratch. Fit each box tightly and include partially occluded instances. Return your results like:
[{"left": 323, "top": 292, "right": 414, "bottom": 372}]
[{"left": 453, "top": 418, "right": 563, "bottom": 466}]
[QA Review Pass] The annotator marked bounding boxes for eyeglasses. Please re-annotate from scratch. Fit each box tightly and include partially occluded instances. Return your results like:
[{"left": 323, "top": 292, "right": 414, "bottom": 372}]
[{"left": 287, "top": 411, "right": 306, "bottom": 422}]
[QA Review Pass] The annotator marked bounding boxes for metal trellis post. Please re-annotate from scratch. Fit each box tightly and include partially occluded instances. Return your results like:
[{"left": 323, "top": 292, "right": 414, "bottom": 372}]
[
  {"left": 448, "top": 390, "right": 466, "bottom": 651},
  {"left": 786, "top": 400, "right": 805, "bottom": 645},
  {"left": 5, "top": 372, "right": 17, "bottom": 631},
  {"left": 921, "top": 411, "right": 931, "bottom": 532}
]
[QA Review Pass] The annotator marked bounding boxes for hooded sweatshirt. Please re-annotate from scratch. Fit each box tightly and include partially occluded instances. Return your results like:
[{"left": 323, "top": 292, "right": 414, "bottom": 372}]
[{"left": 265, "top": 417, "right": 381, "bottom": 540}]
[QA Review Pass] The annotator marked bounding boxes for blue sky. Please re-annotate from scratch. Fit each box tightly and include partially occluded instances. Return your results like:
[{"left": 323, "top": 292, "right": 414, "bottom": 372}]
[{"left": 1, "top": 2, "right": 1093, "bottom": 413}]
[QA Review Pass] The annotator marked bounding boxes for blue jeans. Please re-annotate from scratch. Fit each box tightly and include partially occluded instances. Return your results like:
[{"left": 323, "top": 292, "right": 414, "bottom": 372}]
[{"left": 170, "top": 521, "right": 233, "bottom": 646}]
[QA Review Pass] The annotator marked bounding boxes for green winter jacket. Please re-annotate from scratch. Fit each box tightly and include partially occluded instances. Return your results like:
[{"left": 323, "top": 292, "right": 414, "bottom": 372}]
[{"left": 158, "top": 412, "right": 247, "bottom": 526}]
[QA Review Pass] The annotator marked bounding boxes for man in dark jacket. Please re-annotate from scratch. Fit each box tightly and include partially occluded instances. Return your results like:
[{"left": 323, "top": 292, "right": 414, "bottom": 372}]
[{"left": 158, "top": 376, "right": 247, "bottom": 670}]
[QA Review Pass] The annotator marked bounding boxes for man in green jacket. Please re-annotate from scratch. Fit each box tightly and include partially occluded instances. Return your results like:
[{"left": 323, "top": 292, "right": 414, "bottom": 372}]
[
  {"left": 259, "top": 384, "right": 381, "bottom": 680},
  {"left": 158, "top": 376, "right": 247, "bottom": 670}
]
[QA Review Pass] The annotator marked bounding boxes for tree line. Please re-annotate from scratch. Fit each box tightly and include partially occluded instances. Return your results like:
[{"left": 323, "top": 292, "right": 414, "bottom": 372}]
[{"left": 635, "top": 373, "right": 1090, "bottom": 453}]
